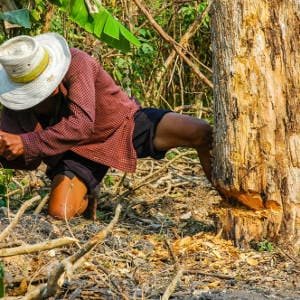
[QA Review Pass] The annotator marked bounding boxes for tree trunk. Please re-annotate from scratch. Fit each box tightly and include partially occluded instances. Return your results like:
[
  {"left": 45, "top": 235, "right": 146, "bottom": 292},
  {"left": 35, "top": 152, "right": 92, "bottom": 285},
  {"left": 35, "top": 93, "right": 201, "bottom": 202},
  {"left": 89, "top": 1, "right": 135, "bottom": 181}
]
[{"left": 211, "top": 0, "right": 300, "bottom": 248}]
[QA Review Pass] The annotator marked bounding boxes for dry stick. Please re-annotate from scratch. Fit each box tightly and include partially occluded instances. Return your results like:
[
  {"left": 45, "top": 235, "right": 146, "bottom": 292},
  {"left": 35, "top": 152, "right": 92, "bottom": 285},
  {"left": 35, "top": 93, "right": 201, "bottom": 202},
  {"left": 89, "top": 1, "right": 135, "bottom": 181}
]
[
  {"left": 133, "top": 150, "right": 195, "bottom": 190},
  {"left": 91, "top": 263, "right": 130, "bottom": 300},
  {"left": 63, "top": 183, "right": 81, "bottom": 249},
  {"left": 0, "top": 241, "right": 23, "bottom": 249},
  {"left": 162, "top": 267, "right": 184, "bottom": 300},
  {"left": 113, "top": 150, "right": 196, "bottom": 204},
  {"left": 164, "top": 239, "right": 178, "bottom": 264},
  {"left": 152, "top": 1, "right": 213, "bottom": 98},
  {"left": 33, "top": 195, "right": 50, "bottom": 215},
  {"left": 21, "top": 204, "right": 122, "bottom": 300},
  {"left": 119, "top": 151, "right": 196, "bottom": 221},
  {"left": 133, "top": 0, "right": 212, "bottom": 88},
  {"left": 0, "top": 195, "right": 41, "bottom": 242},
  {"left": 186, "top": 270, "right": 235, "bottom": 280},
  {"left": 0, "top": 237, "right": 78, "bottom": 258}
]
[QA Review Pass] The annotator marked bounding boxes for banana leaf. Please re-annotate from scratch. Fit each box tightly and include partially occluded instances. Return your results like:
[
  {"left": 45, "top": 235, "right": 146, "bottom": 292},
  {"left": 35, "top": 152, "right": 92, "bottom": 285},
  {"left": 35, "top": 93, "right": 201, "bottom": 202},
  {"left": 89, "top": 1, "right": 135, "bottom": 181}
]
[{"left": 49, "top": 0, "right": 140, "bottom": 52}]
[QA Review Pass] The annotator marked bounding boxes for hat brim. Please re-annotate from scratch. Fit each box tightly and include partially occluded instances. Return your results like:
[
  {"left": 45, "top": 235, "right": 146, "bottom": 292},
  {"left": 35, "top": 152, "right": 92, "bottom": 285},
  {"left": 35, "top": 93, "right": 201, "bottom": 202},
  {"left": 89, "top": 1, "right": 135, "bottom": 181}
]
[{"left": 0, "top": 33, "right": 71, "bottom": 110}]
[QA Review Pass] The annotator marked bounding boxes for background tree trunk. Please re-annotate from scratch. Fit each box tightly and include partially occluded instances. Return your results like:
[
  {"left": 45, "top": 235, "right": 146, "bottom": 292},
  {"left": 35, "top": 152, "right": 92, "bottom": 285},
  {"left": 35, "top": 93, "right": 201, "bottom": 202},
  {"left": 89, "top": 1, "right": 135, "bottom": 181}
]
[{"left": 211, "top": 0, "right": 300, "bottom": 248}]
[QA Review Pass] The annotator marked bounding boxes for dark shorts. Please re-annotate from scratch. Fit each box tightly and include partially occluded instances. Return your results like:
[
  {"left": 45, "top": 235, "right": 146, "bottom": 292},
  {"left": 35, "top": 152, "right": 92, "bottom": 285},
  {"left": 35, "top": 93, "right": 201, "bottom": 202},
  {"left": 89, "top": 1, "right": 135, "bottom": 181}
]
[{"left": 47, "top": 108, "right": 171, "bottom": 192}]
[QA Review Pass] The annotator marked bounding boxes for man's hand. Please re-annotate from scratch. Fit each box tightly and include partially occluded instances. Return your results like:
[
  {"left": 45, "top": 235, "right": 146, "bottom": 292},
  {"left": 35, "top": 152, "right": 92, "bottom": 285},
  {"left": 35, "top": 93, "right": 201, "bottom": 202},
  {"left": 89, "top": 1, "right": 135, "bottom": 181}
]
[{"left": 0, "top": 131, "right": 24, "bottom": 160}]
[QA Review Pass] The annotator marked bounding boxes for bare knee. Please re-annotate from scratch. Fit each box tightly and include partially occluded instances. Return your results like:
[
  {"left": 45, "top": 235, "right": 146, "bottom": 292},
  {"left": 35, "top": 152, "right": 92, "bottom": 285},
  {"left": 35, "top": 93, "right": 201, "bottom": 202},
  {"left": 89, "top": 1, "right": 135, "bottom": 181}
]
[
  {"left": 191, "top": 120, "right": 213, "bottom": 151},
  {"left": 48, "top": 175, "right": 88, "bottom": 220},
  {"left": 154, "top": 113, "right": 213, "bottom": 151}
]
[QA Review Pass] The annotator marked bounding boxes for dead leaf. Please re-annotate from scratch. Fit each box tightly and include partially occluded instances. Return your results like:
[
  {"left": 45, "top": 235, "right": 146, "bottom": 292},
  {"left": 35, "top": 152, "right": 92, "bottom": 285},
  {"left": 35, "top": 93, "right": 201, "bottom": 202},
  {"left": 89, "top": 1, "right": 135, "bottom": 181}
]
[
  {"left": 246, "top": 257, "right": 259, "bottom": 266},
  {"left": 208, "top": 280, "right": 221, "bottom": 288}
]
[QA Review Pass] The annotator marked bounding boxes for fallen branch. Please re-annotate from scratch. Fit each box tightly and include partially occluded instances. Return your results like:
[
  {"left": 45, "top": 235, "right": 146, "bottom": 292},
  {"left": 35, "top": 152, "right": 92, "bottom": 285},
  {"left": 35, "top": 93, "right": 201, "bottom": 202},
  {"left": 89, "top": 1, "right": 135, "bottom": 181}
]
[
  {"left": 91, "top": 263, "right": 130, "bottom": 300},
  {"left": 162, "top": 267, "right": 184, "bottom": 300},
  {"left": 112, "top": 150, "right": 195, "bottom": 203},
  {"left": 0, "top": 237, "right": 78, "bottom": 257},
  {"left": 0, "top": 195, "right": 41, "bottom": 242},
  {"left": 20, "top": 204, "right": 122, "bottom": 300},
  {"left": 33, "top": 195, "right": 49, "bottom": 215},
  {"left": 132, "top": 150, "right": 195, "bottom": 192},
  {"left": 133, "top": 0, "right": 213, "bottom": 89}
]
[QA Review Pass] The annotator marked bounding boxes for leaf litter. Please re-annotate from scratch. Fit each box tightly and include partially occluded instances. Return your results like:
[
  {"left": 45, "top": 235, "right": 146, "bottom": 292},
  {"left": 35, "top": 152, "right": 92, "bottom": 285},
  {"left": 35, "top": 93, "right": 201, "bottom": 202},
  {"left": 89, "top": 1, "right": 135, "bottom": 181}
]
[{"left": 0, "top": 150, "right": 299, "bottom": 299}]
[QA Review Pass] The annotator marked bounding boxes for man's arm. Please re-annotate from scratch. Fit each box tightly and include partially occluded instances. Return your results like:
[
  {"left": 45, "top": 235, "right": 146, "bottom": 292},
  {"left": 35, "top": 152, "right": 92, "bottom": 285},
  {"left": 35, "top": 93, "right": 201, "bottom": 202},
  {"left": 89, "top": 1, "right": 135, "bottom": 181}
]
[{"left": 0, "top": 110, "right": 41, "bottom": 170}]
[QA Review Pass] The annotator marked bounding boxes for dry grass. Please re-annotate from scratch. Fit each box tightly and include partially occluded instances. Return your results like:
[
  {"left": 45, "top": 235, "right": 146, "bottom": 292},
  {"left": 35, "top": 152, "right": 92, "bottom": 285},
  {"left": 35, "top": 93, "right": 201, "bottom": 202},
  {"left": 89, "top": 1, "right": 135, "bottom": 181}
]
[{"left": 1, "top": 150, "right": 299, "bottom": 299}]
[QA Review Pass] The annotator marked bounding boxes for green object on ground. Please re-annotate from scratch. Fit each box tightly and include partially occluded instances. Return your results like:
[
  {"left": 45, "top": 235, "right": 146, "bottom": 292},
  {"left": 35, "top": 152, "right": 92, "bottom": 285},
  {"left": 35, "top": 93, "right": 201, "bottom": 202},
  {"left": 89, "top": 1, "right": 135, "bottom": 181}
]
[{"left": 0, "top": 262, "right": 4, "bottom": 298}]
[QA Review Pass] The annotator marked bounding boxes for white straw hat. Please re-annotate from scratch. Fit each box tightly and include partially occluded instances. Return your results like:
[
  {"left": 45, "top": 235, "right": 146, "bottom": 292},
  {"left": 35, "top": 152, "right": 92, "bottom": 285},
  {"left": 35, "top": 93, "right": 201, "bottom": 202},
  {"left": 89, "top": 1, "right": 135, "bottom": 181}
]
[{"left": 0, "top": 32, "right": 71, "bottom": 110}]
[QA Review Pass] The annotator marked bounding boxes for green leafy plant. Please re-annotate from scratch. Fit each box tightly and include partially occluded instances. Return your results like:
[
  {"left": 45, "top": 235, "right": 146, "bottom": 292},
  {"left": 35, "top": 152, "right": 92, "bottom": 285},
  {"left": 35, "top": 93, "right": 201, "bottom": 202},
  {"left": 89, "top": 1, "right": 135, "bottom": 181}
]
[
  {"left": 0, "top": 169, "right": 14, "bottom": 207},
  {"left": 257, "top": 240, "right": 274, "bottom": 252},
  {"left": 48, "top": 0, "right": 140, "bottom": 51},
  {"left": 179, "top": 1, "right": 210, "bottom": 29},
  {"left": 0, "top": 262, "right": 4, "bottom": 298},
  {"left": 31, "top": 0, "right": 46, "bottom": 21},
  {"left": 104, "top": 175, "right": 115, "bottom": 187},
  {"left": 1, "top": 0, "right": 140, "bottom": 52}
]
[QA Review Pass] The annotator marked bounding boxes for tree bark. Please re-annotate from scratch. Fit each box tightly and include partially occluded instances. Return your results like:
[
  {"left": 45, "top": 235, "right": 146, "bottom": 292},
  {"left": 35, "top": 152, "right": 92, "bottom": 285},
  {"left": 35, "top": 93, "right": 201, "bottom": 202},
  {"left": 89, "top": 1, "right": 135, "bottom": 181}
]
[{"left": 211, "top": 0, "right": 300, "bottom": 248}]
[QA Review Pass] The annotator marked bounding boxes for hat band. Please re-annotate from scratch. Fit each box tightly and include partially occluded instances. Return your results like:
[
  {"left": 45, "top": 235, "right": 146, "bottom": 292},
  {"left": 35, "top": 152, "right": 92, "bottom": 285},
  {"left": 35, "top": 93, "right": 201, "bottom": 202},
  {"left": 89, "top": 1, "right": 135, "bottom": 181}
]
[{"left": 9, "top": 49, "right": 49, "bottom": 84}]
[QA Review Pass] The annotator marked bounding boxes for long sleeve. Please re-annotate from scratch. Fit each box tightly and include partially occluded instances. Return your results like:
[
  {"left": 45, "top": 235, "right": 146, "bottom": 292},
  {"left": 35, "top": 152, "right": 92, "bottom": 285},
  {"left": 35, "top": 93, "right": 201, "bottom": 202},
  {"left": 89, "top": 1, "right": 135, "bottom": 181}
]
[
  {"left": 0, "top": 108, "right": 42, "bottom": 170},
  {"left": 20, "top": 51, "right": 99, "bottom": 164}
]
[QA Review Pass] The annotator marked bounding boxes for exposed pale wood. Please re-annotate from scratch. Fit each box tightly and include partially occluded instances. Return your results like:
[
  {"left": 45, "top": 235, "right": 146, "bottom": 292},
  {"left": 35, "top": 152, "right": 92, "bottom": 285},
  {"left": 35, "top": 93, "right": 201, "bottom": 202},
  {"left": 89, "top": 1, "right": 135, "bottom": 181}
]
[
  {"left": 162, "top": 267, "right": 184, "bottom": 300},
  {"left": 211, "top": 0, "right": 300, "bottom": 247},
  {"left": 216, "top": 208, "right": 282, "bottom": 248},
  {"left": 33, "top": 195, "right": 49, "bottom": 215},
  {"left": 0, "top": 237, "right": 78, "bottom": 257}
]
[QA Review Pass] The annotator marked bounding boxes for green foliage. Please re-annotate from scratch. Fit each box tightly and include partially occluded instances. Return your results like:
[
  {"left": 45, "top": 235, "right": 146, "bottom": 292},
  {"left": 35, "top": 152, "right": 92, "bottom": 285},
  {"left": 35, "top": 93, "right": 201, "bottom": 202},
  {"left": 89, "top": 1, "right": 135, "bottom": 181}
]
[
  {"left": 0, "top": 169, "right": 14, "bottom": 207},
  {"left": 104, "top": 175, "right": 115, "bottom": 187},
  {"left": 166, "top": 151, "right": 178, "bottom": 160},
  {"left": 257, "top": 240, "right": 274, "bottom": 252},
  {"left": 179, "top": 1, "right": 210, "bottom": 29},
  {"left": 48, "top": 0, "right": 140, "bottom": 52},
  {"left": 1, "top": 0, "right": 213, "bottom": 118},
  {"left": 0, "top": 9, "right": 31, "bottom": 28},
  {"left": 0, "top": 262, "right": 4, "bottom": 297},
  {"left": 31, "top": 0, "right": 46, "bottom": 22},
  {"left": 111, "top": 27, "right": 158, "bottom": 99}
]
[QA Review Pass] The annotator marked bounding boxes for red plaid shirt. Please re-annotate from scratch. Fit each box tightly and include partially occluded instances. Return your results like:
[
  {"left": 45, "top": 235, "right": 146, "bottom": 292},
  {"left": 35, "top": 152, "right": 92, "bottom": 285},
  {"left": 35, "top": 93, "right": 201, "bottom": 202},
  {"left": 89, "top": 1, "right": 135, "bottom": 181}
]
[{"left": 0, "top": 48, "right": 140, "bottom": 172}]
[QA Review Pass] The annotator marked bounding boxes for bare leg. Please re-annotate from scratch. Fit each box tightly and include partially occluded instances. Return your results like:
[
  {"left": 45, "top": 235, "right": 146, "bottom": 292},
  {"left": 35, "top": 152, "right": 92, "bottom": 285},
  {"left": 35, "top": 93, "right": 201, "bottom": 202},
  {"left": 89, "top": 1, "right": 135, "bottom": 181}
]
[
  {"left": 48, "top": 175, "right": 89, "bottom": 220},
  {"left": 153, "top": 113, "right": 265, "bottom": 210},
  {"left": 153, "top": 112, "right": 213, "bottom": 181}
]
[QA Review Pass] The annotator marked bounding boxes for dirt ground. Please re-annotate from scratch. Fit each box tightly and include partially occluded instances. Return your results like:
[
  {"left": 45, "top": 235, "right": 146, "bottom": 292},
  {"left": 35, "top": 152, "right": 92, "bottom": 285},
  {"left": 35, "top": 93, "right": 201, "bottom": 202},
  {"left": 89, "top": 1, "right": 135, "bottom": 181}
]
[{"left": 1, "top": 150, "right": 300, "bottom": 299}]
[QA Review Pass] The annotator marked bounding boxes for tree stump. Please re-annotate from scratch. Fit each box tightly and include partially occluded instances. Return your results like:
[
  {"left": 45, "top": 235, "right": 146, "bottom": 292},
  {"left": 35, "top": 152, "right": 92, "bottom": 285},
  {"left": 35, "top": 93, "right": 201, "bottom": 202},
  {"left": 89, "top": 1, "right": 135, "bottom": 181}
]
[
  {"left": 211, "top": 0, "right": 300, "bottom": 248},
  {"left": 216, "top": 207, "right": 282, "bottom": 248}
]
